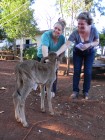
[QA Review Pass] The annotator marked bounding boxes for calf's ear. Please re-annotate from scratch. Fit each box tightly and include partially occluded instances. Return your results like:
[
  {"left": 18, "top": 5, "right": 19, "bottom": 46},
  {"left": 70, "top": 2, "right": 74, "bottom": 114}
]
[{"left": 41, "top": 57, "right": 49, "bottom": 63}]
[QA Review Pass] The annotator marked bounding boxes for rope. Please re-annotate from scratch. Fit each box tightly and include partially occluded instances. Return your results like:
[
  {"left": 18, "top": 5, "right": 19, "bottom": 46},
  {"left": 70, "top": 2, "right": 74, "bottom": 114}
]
[{"left": 22, "top": 118, "right": 53, "bottom": 140}]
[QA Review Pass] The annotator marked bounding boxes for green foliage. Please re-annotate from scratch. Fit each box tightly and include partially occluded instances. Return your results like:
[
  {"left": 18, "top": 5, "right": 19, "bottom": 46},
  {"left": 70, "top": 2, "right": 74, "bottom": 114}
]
[
  {"left": 56, "top": 0, "right": 93, "bottom": 32},
  {"left": 0, "top": 0, "right": 39, "bottom": 40},
  {"left": 56, "top": 0, "right": 93, "bottom": 18},
  {"left": 99, "top": 33, "right": 105, "bottom": 47},
  {"left": 0, "top": 28, "right": 6, "bottom": 40},
  {"left": 24, "top": 46, "right": 37, "bottom": 60}
]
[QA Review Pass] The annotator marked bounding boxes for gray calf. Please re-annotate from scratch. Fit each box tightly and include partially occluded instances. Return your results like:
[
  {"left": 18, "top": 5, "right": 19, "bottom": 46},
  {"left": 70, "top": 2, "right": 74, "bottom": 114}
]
[{"left": 13, "top": 52, "right": 59, "bottom": 127}]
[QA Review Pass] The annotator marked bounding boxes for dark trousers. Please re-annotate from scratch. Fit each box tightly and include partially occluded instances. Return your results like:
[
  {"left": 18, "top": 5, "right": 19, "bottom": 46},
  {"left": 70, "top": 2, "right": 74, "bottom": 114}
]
[
  {"left": 37, "top": 56, "right": 57, "bottom": 93},
  {"left": 73, "top": 48, "right": 95, "bottom": 94}
]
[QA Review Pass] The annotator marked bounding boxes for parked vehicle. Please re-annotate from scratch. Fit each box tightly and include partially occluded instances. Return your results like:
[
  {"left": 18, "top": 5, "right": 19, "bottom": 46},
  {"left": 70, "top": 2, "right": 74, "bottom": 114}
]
[{"left": 92, "top": 46, "right": 105, "bottom": 76}]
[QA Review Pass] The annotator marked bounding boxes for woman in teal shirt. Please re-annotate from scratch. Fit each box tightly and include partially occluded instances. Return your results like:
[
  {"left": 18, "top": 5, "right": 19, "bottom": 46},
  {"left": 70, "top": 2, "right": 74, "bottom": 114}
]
[{"left": 37, "top": 19, "right": 66, "bottom": 97}]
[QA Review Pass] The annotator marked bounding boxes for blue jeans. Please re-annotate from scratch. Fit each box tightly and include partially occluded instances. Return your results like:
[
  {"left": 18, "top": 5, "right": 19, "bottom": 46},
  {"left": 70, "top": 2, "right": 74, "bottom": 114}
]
[
  {"left": 73, "top": 48, "right": 95, "bottom": 95},
  {"left": 52, "top": 70, "right": 58, "bottom": 93}
]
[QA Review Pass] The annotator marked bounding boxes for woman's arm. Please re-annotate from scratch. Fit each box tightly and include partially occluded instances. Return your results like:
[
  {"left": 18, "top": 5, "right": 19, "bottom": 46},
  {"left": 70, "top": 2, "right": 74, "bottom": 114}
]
[
  {"left": 83, "top": 39, "right": 99, "bottom": 50},
  {"left": 56, "top": 40, "right": 71, "bottom": 56},
  {"left": 90, "top": 39, "right": 99, "bottom": 47},
  {"left": 42, "top": 45, "right": 49, "bottom": 57}
]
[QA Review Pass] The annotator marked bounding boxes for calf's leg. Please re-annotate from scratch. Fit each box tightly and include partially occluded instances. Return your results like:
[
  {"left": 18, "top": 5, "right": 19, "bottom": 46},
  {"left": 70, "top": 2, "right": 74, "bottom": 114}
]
[
  {"left": 13, "top": 90, "right": 22, "bottom": 123},
  {"left": 46, "top": 84, "right": 54, "bottom": 115},
  {"left": 13, "top": 81, "right": 33, "bottom": 127},
  {"left": 40, "top": 85, "right": 46, "bottom": 112},
  {"left": 19, "top": 84, "right": 32, "bottom": 127}
]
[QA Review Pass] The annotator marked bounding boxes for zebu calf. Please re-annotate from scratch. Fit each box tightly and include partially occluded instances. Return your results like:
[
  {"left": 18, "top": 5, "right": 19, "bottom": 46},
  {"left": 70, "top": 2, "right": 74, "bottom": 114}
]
[{"left": 13, "top": 52, "right": 59, "bottom": 127}]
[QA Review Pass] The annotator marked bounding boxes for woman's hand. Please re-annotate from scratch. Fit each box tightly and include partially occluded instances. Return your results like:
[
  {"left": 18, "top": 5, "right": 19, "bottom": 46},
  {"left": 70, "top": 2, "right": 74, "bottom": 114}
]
[
  {"left": 76, "top": 43, "right": 92, "bottom": 51},
  {"left": 82, "top": 43, "right": 91, "bottom": 51},
  {"left": 76, "top": 43, "right": 84, "bottom": 51}
]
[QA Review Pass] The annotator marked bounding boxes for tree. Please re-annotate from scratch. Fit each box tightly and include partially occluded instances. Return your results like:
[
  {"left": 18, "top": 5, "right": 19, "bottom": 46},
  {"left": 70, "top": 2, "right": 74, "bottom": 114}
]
[
  {"left": 99, "top": 33, "right": 105, "bottom": 47},
  {"left": 0, "top": 0, "right": 39, "bottom": 42},
  {"left": 99, "top": 32, "right": 105, "bottom": 56},
  {"left": 56, "top": 0, "right": 93, "bottom": 32},
  {"left": 92, "top": 0, "right": 105, "bottom": 16},
  {"left": 0, "top": 28, "right": 6, "bottom": 40}
]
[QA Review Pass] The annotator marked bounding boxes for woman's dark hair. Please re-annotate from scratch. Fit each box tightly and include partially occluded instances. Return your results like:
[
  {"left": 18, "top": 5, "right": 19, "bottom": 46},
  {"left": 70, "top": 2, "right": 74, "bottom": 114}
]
[
  {"left": 54, "top": 18, "right": 66, "bottom": 31},
  {"left": 77, "top": 12, "right": 93, "bottom": 25}
]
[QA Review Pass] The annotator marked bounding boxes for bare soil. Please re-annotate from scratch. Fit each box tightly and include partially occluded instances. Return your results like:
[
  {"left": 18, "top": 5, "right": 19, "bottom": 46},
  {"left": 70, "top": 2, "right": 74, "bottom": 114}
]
[{"left": 0, "top": 60, "right": 105, "bottom": 140}]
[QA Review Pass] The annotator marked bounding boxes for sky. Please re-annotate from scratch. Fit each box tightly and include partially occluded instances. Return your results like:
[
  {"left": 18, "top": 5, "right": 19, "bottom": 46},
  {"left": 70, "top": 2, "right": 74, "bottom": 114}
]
[
  {"left": 32, "top": 0, "right": 58, "bottom": 30},
  {"left": 93, "top": 0, "right": 105, "bottom": 32},
  {"left": 32, "top": 0, "right": 105, "bottom": 32}
]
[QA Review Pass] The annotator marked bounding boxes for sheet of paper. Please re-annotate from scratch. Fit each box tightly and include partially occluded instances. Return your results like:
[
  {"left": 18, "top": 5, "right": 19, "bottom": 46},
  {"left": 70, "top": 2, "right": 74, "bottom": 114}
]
[{"left": 76, "top": 43, "right": 84, "bottom": 51}]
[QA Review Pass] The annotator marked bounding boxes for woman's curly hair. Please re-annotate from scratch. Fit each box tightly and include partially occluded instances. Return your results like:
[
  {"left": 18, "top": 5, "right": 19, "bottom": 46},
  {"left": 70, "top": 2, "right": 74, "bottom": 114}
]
[{"left": 77, "top": 12, "right": 93, "bottom": 25}]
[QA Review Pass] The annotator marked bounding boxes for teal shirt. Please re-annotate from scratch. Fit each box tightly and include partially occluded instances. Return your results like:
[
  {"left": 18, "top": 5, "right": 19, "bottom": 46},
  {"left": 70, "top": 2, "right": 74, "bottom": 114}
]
[{"left": 37, "top": 30, "right": 65, "bottom": 58}]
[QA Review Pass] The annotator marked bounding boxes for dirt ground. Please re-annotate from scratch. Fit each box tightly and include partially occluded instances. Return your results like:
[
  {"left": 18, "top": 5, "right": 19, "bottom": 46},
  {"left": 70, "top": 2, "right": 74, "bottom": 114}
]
[{"left": 0, "top": 60, "right": 105, "bottom": 140}]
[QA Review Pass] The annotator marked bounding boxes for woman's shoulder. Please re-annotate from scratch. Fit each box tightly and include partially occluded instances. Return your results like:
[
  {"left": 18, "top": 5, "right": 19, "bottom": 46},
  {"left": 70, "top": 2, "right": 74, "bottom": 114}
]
[
  {"left": 91, "top": 25, "right": 98, "bottom": 31},
  {"left": 58, "top": 34, "right": 65, "bottom": 41},
  {"left": 60, "top": 34, "right": 65, "bottom": 38},
  {"left": 91, "top": 25, "right": 99, "bottom": 34},
  {"left": 43, "top": 30, "right": 52, "bottom": 35},
  {"left": 73, "top": 29, "right": 78, "bottom": 34},
  {"left": 41, "top": 30, "right": 52, "bottom": 38},
  {"left": 70, "top": 29, "right": 79, "bottom": 37}
]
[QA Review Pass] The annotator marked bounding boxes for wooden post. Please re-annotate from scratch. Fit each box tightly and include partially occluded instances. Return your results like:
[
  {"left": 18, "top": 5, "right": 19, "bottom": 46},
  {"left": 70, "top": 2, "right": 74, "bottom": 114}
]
[
  {"left": 20, "top": 38, "right": 24, "bottom": 62},
  {"left": 66, "top": 48, "right": 70, "bottom": 75}
]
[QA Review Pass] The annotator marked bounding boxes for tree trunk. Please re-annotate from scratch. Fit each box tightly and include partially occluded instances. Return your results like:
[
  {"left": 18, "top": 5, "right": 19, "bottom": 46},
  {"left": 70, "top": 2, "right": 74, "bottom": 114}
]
[{"left": 13, "top": 39, "right": 17, "bottom": 56}]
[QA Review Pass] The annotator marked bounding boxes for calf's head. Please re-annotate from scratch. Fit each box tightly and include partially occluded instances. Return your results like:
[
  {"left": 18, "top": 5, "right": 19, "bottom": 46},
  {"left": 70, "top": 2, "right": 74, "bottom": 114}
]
[{"left": 41, "top": 52, "right": 59, "bottom": 63}]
